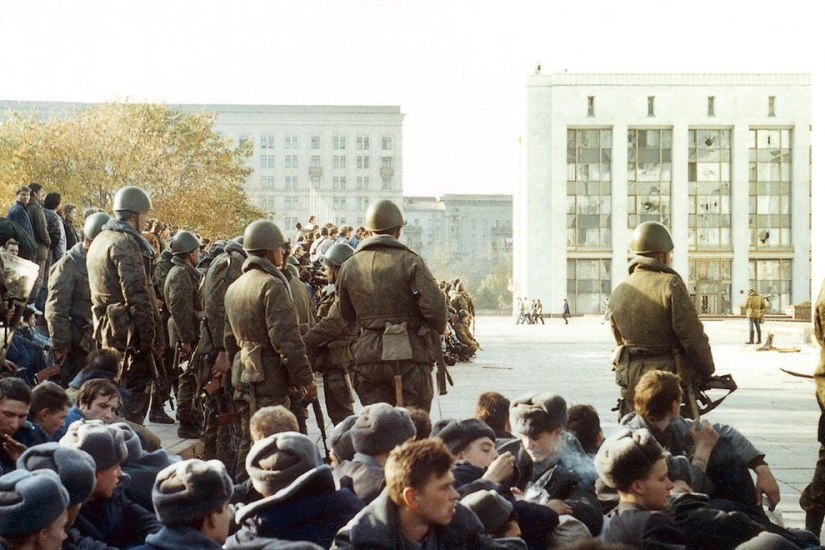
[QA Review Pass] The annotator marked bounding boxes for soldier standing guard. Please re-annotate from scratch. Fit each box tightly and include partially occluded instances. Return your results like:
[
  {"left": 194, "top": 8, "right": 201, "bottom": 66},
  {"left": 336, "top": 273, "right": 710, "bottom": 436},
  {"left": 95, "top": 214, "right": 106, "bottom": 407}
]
[
  {"left": 608, "top": 221, "right": 715, "bottom": 419},
  {"left": 87, "top": 186, "right": 164, "bottom": 424},
  {"left": 337, "top": 199, "right": 447, "bottom": 412},
  {"left": 223, "top": 220, "right": 316, "bottom": 479},
  {"left": 164, "top": 230, "right": 203, "bottom": 439}
]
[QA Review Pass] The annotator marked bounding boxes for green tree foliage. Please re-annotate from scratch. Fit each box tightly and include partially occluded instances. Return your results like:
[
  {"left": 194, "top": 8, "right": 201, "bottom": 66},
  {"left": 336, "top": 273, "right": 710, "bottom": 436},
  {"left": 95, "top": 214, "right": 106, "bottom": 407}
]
[
  {"left": 424, "top": 244, "right": 512, "bottom": 311},
  {"left": 0, "top": 103, "right": 264, "bottom": 237}
]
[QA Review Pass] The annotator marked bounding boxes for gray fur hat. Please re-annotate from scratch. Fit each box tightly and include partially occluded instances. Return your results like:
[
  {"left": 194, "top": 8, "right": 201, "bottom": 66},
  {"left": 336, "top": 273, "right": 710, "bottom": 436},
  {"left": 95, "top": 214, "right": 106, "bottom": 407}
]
[
  {"left": 110, "top": 422, "right": 143, "bottom": 464},
  {"left": 246, "top": 432, "right": 322, "bottom": 496},
  {"left": 152, "top": 459, "right": 233, "bottom": 526},
  {"left": 511, "top": 393, "right": 568, "bottom": 437},
  {"left": 351, "top": 403, "right": 416, "bottom": 456},
  {"left": 460, "top": 489, "right": 513, "bottom": 534},
  {"left": 59, "top": 420, "right": 128, "bottom": 471},
  {"left": 665, "top": 452, "right": 692, "bottom": 485},
  {"left": 17, "top": 442, "right": 97, "bottom": 505},
  {"left": 330, "top": 414, "right": 357, "bottom": 463},
  {"left": 595, "top": 428, "right": 664, "bottom": 491},
  {"left": 431, "top": 419, "right": 496, "bottom": 455},
  {"left": 0, "top": 469, "right": 69, "bottom": 536}
]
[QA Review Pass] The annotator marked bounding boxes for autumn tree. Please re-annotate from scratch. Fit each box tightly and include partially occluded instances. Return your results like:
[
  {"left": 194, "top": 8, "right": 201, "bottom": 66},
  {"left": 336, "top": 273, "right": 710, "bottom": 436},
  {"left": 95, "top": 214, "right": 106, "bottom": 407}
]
[{"left": 0, "top": 102, "right": 264, "bottom": 237}]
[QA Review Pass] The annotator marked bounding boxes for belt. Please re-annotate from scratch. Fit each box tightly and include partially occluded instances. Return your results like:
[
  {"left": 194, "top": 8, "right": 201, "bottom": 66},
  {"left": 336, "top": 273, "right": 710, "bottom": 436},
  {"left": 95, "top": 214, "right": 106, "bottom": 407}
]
[{"left": 627, "top": 349, "right": 673, "bottom": 361}]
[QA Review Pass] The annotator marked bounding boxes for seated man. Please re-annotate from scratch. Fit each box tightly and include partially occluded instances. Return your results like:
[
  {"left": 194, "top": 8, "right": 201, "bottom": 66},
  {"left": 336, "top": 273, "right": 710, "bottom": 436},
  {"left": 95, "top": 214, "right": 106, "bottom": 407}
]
[
  {"left": 453, "top": 309, "right": 479, "bottom": 360},
  {"left": 334, "top": 403, "right": 416, "bottom": 504},
  {"left": 0, "top": 378, "right": 50, "bottom": 473},
  {"left": 475, "top": 391, "right": 516, "bottom": 446},
  {"left": 110, "top": 422, "right": 178, "bottom": 513},
  {"left": 621, "top": 370, "right": 780, "bottom": 513},
  {"left": 508, "top": 393, "right": 603, "bottom": 536},
  {"left": 28, "top": 381, "right": 71, "bottom": 440},
  {"left": 60, "top": 420, "right": 161, "bottom": 548},
  {"left": 0, "top": 469, "right": 69, "bottom": 549},
  {"left": 228, "top": 432, "right": 364, "bottom": 549},
  {"left": 566, "top": 404, "right": 605, "bottom": 458},
  {"left": 329, "top": 414, "right": 357, "bottom": 467},
  {"left": 133, "top": 459, "right": 234, "bottom": 550}
]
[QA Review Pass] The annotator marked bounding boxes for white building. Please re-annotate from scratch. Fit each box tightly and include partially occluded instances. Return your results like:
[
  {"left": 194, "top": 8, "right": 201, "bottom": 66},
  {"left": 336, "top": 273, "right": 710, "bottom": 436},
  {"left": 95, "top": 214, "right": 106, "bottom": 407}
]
[{"left": 516, "top": 73, "right": 812, "bottom": 314}]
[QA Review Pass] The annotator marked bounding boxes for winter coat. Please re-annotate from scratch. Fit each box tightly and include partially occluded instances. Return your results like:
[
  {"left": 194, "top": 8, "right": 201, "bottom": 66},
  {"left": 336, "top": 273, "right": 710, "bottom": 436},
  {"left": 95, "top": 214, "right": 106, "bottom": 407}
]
[
  {"left": 337, "top": 235, "right": 447, "bottom": 367},
  {"left": 63, "top": 218, "right": 81, "bottom": 250},
  {"left": 123, "top": 449, "right": 180, "bottom": 513},
  {"left": 63, "top": 527, "right": 121, "bottom": 549},
  {"left": 449, "top": 290, "right": 469, "bottom": 314},
  {"left": 604, "top": 502, "right": 687, "bottom": 549},
  {"left": 87, "top": 220, "right": 162, "bottom": 352},
  {"left": 333, "top": 453, "right": 386, "bottom": 505},
  {"left": 665, "top": 492, "right": 764, "bottom": 550},
  {"left": 164, "top": 257, "right": 203, "bottom": 345},
  {"left": 28, "top": 197, "right": 51, "bottom": 260},
  {"left": 224, "top": 255, "right": 312, "bottom": 401},
  {"left": 332, "top": 488, "right": 509, "bottom": 550},
  {"left": 744, "top": 290, "right": 768, "bottom": 320},
  {"left": 45, "top": 242, "right": 93, "bottom": 352},
  {"left": 454, "top": 322, "right": 478, "bottom": 348},
  {"left": 228, "top": 466, "right": 364, "bottom": 549},
  {"left": 152, "top": 250, "right": 173, "bottom": 302},
  {"left": 74, "top": 485, "right": 161, "bottom": 549},
  {"left": 304, "top": 285, "right": 356, "bottom": 373},
  {"left": 0, "top": 421, "right": 50, "bottom": 473},
  {"left": 0, "top": 215, "right": 36, "bottom": 260},
  {"left": 6, "top": 202, "right": 34, "bottom": 243},
  {"left": 45, "top": 207, "right": 66, "bottom": 262},
  {"left": 196, "top": 242, "right": 245, "bottom": 355},
  {"left": 286, "top": 269, "right": 316, "bottom": 329},
  {"left": 132, "top": 526, "right": 222, "bottom": 550}
]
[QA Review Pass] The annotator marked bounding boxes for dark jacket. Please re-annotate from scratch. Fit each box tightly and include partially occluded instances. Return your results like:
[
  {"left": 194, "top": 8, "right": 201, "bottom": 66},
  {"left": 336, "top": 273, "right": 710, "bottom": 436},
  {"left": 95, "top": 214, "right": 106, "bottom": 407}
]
[
  {"left": 0, "top": 420, "right": 50, "bottom": 473},
  {"left": 132, "top": 526, "right": 223, "bottom": 550},
  {"left": 74, "top": 485, "right": 161, "bottom": 548},
  {"left": 123, "top": 450, "right": 179, "bottom": 512},
  {"left": 228, "top": 466, "right": 363, "bottom": 550},
  {"left": 665, "top": 492, "right": 764, "bottom": 550},
  {"left": 605, "top": 502, "right": 687, "bottom": 549},
  {"left": 0, "top": 215, "right": 36, "bottom": 260},
  {"left": 333, "top": 453, "right": 386, "bottom": 504}
]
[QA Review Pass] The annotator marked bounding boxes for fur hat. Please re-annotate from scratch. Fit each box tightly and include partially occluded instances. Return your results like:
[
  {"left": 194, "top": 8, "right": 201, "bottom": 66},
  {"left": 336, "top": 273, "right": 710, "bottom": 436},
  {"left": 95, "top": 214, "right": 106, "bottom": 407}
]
[
  {"left": 665, "top": 452, "right": 692, "bottom": 485},
  {"left": 351, "top": 403, "right": 416, "bottom": 456},
  {"left": 246, "top": 432, "right": 321, "bottom": 496},
  {"left": 152, "top": 459, "right": 233, "bottom": 526},
  {"left": 595, "top": 428, "right": 663, "bottom": 491},
  {"left": 431, "top": 419, "right": 496, "bottom": 455},
  {"left": 17, "top": 442, "right": 97, "bottom": 505},
  {"left": 59, "top": 420, "right": 128, "bottom": 471},
  {"left": 0, "top": 469, "right": 69, "bottom": 536},
  {"left": 110, "top": 422, "right": 144, "bottom": 464},
  {"left": 460, "top": 490, "right": 513, "bottom": 534},
  {"left": 510, "top": 393, "right": 568, "bottom": 437},
  {"left": 330, "top": 414, "right": 357, "bottom": 463}
]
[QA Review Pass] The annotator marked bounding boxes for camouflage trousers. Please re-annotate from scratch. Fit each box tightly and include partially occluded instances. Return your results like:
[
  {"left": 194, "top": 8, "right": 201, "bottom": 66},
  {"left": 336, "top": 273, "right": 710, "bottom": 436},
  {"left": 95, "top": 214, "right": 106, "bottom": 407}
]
[
  {"left": 120, "top": 351, "right": 156, "bottom": 424},
  {"left": 323, "top": 368, "right": 355, "bottom": 426},
  {"left": 352, "top": 362, "right": 433, "bottom": 413},
  {"left": 801, "top": 444, "right": 825, "bottom": 529},
  {"left": 176, "top": 361, "right": 198, "bottom": 425},
  {"left": 198, "top": 356, "right": 238, "bottom": 477},
  {"left": 59, "top": 345, "right": 90, "bottom": 388}
]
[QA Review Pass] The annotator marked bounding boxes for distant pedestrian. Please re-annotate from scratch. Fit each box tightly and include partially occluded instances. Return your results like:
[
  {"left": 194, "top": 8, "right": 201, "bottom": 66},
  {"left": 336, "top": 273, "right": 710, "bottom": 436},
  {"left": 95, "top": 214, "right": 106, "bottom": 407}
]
[
  {"left": 532, "top": 299, "right": 544, "bottom": 325},
  {"left": 562, "top": 298, "right": 571, "bottom": 325},
  {"left": 742, "top": 288, "right": 768, "bottom": 345}
]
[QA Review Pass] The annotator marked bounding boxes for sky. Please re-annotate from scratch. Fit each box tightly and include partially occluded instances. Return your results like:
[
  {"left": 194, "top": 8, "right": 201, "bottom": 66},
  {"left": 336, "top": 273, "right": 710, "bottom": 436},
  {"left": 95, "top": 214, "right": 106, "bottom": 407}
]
[{"left": 0, "top": 0, "right": 818, "bottom": 197}]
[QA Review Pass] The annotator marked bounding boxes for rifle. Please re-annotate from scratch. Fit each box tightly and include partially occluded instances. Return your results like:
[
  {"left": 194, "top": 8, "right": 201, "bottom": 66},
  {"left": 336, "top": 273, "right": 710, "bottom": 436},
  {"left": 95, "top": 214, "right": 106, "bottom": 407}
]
[
  {"left": 431, "top": 329, "right": 453, "bottom": 396},
  {"left": 201, "top": 375, "right": 240, "bottom": 453},
  {"left": 674, "top": 347, "right": 737, "bottom": 417},
  {"left": 310, "top": 398, "right": 332, "bottom": 463}
]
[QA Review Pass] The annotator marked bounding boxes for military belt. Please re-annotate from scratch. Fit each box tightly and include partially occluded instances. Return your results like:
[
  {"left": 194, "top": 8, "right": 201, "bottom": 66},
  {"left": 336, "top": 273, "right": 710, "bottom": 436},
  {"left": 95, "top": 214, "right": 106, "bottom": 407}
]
[{"left": 627, "top": 349, "right": 673, "bottom": 361}]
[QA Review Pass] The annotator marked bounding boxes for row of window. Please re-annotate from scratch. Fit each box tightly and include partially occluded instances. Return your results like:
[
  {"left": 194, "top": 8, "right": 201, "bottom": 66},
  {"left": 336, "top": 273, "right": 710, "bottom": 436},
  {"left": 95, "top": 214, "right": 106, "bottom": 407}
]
[
  {"left": 260, "top": 155, "right": 391, "bottom": 170},
  {"left": 586, "top": 95, "right": 779, "bottom": 118},
  {"left": 256, "top": 134, "right": 394, "bottom": 150},
  {"left": 260, "top": 175, "right": 393, "bottom": 190}
]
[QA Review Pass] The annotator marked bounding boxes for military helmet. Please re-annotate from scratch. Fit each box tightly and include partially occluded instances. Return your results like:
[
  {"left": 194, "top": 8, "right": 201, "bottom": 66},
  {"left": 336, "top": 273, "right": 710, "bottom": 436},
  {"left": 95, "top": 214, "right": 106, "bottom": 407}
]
[
  {"left": 322, "top": 243, "right": 355, "bottom": 267},
  {"left": 286, "top": 255, "right": 299, "bottom": 266},
  {"left": 170, "top": 230, "right": 201, "bottom": 256},
  {"left": 243, "top": 220, "right": 286, "bottom": 252},
  {"left": 364, "top": 199, "right": 405, "bottom": 232},
  {"left": 458, "top": 309, "right": 471, "bottom": 319},
  {"left": 83, "top": 212, "right": 110, "bottom": 241},
  {"left": 112, "top": 186, "right": 152, "bottom": 213},
  {"left": 630, "top": 221, "right": 674, "bottom": 254}
]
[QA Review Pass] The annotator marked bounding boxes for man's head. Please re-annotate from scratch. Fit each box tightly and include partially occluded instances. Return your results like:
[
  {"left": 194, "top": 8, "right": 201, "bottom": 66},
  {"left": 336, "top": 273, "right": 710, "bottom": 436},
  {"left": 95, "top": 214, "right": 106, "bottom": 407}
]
[
  {"left": 511, "top": 393, "right": 568, "bottom": 466},
  {"left": 0, "top": 469, "right": 69, "bottom": 550},
  {"left": 28, "top": 182, "right": 43, "bottom": 199},
  {"left": 630, "top": 221, "right": 674, "bottom": 265},
  {"left": 634, "top": 370, "right": 683, "bottom": 423},
  {"left": 62, "top": 203, "right": 78, "bottom": 223},
  {"left": 170, "top": 230, "right": 201, "bottom": 267},
  {"left": 245, "top": 432, "right": 322, "bottom": 497},
  {"left": 385, "top": 438, "right": 459, "bottom": 526},
  {"left": 3, "top": 239, "right": 19, "bottom": 257},
  {"left": 152, "top": 459, "right": 233, "bottom": 544},
  {"left": 83, "top": 212, "right": 111, "bottom": 245},
  {"left": 475, "top": 391, "right": 510, "bottom": 433},
  {"left": 595, "top": 428, "right": 673, "bottom": 511},
  {"left": 407, "top": 407, "right": 432, "bottom": 441},
  {"left": 112, "top": 185, "right": 152, "bottom": 231},
  {"left": 15, "top": 186, "right": 30, "bottom": 206},
  {"left": 459, "top": 309, "right": 472, "bottom": 326},
  {"left": 567, "top": 404, "right": 604, "bottom": 456},
  {"left": 321, "top": 242, "right": 354, "bottom": 284},
  {"left": 43, "top": 192, "right": 61, "bottom": 211},
  {"left": 59, "top": 421, "right": 128, "bottom": 500},
  {"left": 82, "top": 348, "right": 120, "bottom": 376},
  {"left": 249, "top": 406, "right": 299, "bottom": 443},
  {"left": 0, "top": 378, "right": 32, "bottom": 437},
  {"left": 351, "top": 403, "right": 416, "bottom": 458},
  {"left": 243, "top": 219, "right": 287, "bottom": 266},
  {"left": 77, "top": 379, "right": 120, "bottom": 424},
  {"left": 30, "top": 382, "right": 72, "bottom": 437},
  {"left": 364, "top": 199, "right": 405, "bottom": 237},
  {"left": 431, "top": 419, "right": 497, "bottom": 470},
  {"left": 329, "top": 415, "right": 357, "bottom": 466}
]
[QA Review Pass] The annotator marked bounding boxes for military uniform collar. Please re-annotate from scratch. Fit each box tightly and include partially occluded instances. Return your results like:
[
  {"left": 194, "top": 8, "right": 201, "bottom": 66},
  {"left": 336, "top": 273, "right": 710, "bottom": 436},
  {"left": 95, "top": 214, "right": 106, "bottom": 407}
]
[
  {"left": 171, "top": 255, "right": 203, "bottom": 278},
  {"left": 356, "top": 234, "right": 412, "bottom": 253},
  {"left": 628, "top": 255, "right": 681, "bottom": 278},
  {"left": 101, "top": 219, "right": 156, "bottom": 259},
  {"left": 242, "top": 255, "right": 294, "bottom": 301}
]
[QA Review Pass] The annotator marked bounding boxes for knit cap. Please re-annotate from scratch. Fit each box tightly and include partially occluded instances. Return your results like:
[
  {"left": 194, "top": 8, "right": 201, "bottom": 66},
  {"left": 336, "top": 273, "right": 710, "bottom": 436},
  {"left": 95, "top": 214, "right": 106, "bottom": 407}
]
[
  {"left": 16, "top": 442, "right": 96, "bottom": 505},
  {"left": 351, "top": 403, "right": 416, "bottom": 456},
  {"left": 595, "top": 428, "right": 663, "bottom": 491},
  {"left": 152, "top": 459, "right": 233, "bottom": 526},
  {"left": 329, "top": 414, "right": 357, "bottom": 463},
  {"left": 431, "top": 419, "right": 496, "bottom": 455},
  {"left": 110, "top": 422, "right": 144, "bottom": 464},
  {"left": 246, "top": 432, "right": 322, "bottom": 496},
  {"left": 460, "top": 489, "right": 513, "bottom": 534},
  {"left": 510, "top": 393, "right": 568, "bottom": 438},
  {"left": 0, "top": 469, "right": 69, "bottom": 536},
  {"left": 59, "top": 420, "right": 128, "bottom": 471}
]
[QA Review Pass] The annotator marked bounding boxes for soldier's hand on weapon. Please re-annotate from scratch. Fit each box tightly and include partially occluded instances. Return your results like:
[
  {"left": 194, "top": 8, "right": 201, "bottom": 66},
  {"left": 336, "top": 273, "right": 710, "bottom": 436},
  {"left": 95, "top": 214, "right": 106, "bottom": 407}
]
[
  {"left": 754, "top": 464, "right": 781, "bottom": 510},
  {"left": 482, "top": 451, "right": 515, "bottom": 484},
  {"left": 302, "top": 381, "right": 318, "bottom": 402},
  {"left": 179, "top": 341, "right": 192, "bottom": 358},
  {"left": 546, "top": 499, "right": 574, "bottom": 516},
  {"left": 53, "top": 347, "right": 70, "bottom": 363},
  {"left": 211, "top": 350, "right": 230, "bottom": 384},
  {"left": 1, "top": 434, "right": 26, "bottom": 462}
]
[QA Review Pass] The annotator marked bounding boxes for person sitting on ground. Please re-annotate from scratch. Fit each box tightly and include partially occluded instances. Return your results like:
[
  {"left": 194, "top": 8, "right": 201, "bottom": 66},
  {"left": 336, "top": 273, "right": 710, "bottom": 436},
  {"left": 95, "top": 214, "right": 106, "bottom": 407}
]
[
  {"left": 60, "top": 420, "right": 160, "bottom": 548},
  {"left": 28, "top": 381, "right": 71, "bottom": 439},
  {"left": 407, "top": 406, "right": 432, "bottom": 441},
  {"left": 453, "top": 310, "right": 479, "bottom": 361},
  {"left": 333, "top": 438, "right": 509, "bottom": 549},
  {"left": 330, "top": 414, "right": 358, "bottom": 468},
  {"left": 621, "top": 370, "right": 781, "bottom": 514},
  {"left": 132, "top": 459, "right": 234, "bottom": 550},
  {"left": 66, "top": 348, "right": 120, "bottom": 401},
  {"left": 0, "top": 468, "right": 70, "bottom": 550},
  {"left": 334, "top": 403, "right": 416, "bottom": 505},
  {"left": 226, "top": 432, "right": 364, "bottom": 549},
  {"left": 476, "top": 391, "right": 516, "bottom": 446},
  {"left": 566, "top": 404, "right": 605, "bottom": 458},
  {"left": 460, "top": 489, "right": 524, "bottom": 546},
  {"left": 0, "top": 378, "right": 50, "bottom": 473}
]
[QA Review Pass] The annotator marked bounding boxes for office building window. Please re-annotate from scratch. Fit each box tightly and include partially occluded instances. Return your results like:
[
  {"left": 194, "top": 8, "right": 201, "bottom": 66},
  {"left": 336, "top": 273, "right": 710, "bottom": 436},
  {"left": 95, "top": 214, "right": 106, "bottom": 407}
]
[
  {"left": 567, "top": 128, "right": 612, "bottom": 248},
  {"left": 382, "top": 177, "right": 392, "bottom": 190},
  {"left": 382, "top": 137, "right": 392, "bottom": 150},
  {"left": 566, "top": 258, "right": 611, "bottom": 314},
  {"left": 333, "top": 156, "right": 340, "bottom": 169},
  {"left": 749, "top": 129, "right": 792, "bottom": 247},
  {"left": 359, "top": 197, "right": 370, "bottom": 210},
  {"left": 333, "top": 197, "right": 346, "bottom": 210},
  {"left": 311, "top": 156, "right": 321, "bottom": 168},
  {"left": 340, "top": 156, "right": 346, "bottom": 169},
  {"left": 749, "top": 259, "right": 791, "bottom": 312},
  {"left": 333, "top": 177, "right": 347, "bottom": 189},
  {"left": 339, "top": 136, "right": 346, "bottom": 149},
  {"left": 285, "top": 196, "right": 299, "bottom": 210},
  {"left": 311, "top": 136, "right": 320, "bottom": 149},
  {"left": 285, "top": 176, "right": 298, "bottom": 190},
  {"left": 269, "top": 155, "right": 275, "bottom": 168},
  {"left": 311, "top": 176, "right": 320, "bottom": 189},
  {"left": 768, "top": 96, "right": 776, "bottom": 117},
  {"left": 358, "top": 156, "right": 370, "bottom": 169},
  {"left": 261, "top": 135, "right": 275, "bottom": 149},
  {"left": 333, "top": 136, "right": 339, "bottom": 150},
  {"left": 357, "top": 136, "right": 370, "bottom": 150},
  {"left": 357, "top": 176, "right": 370, "bottom": 190},
  {"left": 707, "top": 96, "right": 715, "bottom": 117},
  {"left": 285, "top": 155, "right": 297, "bottom": 169},
  {"left": 285, "top": 135, "right": 298, "bottom": 149},
  {"left": 627, "top": 128, "right": 672, "bottom": 229},
  {"left": 587, "top": 96, "right": 595, "bottom": 117},
  {"left": 260, "top": 155, "right": 267, "bottom": 168},
  {"left": 688, "top": 129, "right": 731, "bottom": 248},
  {"left": 689, "top": 258, "right": 732, "bottom": 315},
  {"left": 239, "top": 135, "right": 250, "bottom": 147},
  {"left": 381, "top": 157, "right": 393, "bottom": 169},
  {"left": 647, "top": 96, "right": 655, "bottom": 116},
  {"left": 261, "top": 176, "right": 275, "bottom": 189}
]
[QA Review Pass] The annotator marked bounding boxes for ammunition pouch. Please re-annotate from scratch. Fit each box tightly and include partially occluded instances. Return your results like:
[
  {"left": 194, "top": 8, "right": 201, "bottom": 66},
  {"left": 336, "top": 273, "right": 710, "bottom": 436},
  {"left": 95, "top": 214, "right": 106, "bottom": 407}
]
[
  {"left": 381, "top": 322, "right": 413, "bottom": 361},
  {"left": 96, "top": 303, "right": 132, "bottom": 351},
  {"left": 239, "top": 344, "right": 266, "bottom": 384}
]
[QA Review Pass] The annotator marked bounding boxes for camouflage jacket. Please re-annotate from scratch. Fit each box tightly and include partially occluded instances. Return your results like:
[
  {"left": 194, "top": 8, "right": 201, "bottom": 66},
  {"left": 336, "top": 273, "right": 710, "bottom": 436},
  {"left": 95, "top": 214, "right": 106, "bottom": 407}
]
[
  {"left": 197, "top": 242, "right": 246, "bottom": 354},
  {"left": 304, "top": 285, "right": 356, "bottom": 372},
  {"left": 454, "top": 321, "right": 478, "bottom": 347},
  {"left": 449, "top": 290, "right": 469, "bottom": 313},
  {"left": 152, "top": 250, "right": 174, "bottom": 302},
  {"left": 45, "top": 242, "right": 92, "bottom": 351},
  {"left": 164, "top": 257, "right": 203, "bottom": 345},
  {"left": 743, "top": 291, "right": 768, "bottom": 319},
  {"left": 28, "top": 198, "right": 51, "bottom": 260}
]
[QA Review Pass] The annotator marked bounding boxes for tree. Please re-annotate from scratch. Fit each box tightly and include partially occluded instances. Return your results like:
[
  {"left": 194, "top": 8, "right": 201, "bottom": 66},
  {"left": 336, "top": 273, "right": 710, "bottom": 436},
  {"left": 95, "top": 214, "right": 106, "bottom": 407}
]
[
  {"left": 0, "top": 102, "right": 264, "bottom": 237},
  {"left": 423, "top": 244, "right": 512, "bottom": 311}
]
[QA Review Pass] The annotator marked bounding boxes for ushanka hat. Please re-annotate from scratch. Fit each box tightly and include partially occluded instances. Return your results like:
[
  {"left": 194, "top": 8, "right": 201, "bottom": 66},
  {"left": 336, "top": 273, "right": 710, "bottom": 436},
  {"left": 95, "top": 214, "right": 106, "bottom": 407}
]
[{"left": 511, "top": 393, "right": 568, "bottom": 437}]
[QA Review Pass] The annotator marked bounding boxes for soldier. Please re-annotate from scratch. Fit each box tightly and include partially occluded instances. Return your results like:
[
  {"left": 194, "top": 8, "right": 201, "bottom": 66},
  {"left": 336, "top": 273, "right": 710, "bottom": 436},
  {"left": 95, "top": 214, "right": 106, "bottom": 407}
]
[
  {"left": 608, "top": 221, "right": 715, "bottom": 418},
  {"left": 87, "top": 186, "right": 164, "bottom": 425},
  {"left": 45, "top": 212, "right": 110, "bottom": 387},
  {"left": 224, "top": 220, "right": 317, "bottom": 479},
  {"left": 149, "top": 247, "right": 175, "bottom": 425},
  {"left": 454, "top": 309, "right": 479, "bottom": 360},
  {"left": 337, "top": 199, "right": 447, "bottom": 412},
  {"left": 164, "top": 230, "right": 203, "bottom": 439},
  {"left": 801, "top": 277, "right": 825, "bottom": 537},
  {"left": 742, "top": 288, "right": 769, "bottom": 345},
  {"left": 304, "top": 242, "right": 357, "bottom": 425}
]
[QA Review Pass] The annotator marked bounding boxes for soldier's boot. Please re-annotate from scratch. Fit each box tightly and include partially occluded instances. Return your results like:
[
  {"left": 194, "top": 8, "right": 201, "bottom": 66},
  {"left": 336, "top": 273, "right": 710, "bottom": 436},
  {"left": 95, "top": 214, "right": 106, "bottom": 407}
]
[
  {"left": 747, "top": 330, "right": 754, "bottom": 344},
  {"left": 805, "top": 509, "right": 824, "bottom": 539},
  {"left": 148, "top": 396, "right": 175, "bottom": 424}
]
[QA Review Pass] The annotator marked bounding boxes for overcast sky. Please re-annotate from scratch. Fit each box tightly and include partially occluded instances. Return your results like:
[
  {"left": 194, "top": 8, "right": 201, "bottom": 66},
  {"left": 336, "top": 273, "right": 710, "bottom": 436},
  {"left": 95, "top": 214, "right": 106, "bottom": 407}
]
[{"left": 0, "top": 0, "right": 817, "bottom": 197}]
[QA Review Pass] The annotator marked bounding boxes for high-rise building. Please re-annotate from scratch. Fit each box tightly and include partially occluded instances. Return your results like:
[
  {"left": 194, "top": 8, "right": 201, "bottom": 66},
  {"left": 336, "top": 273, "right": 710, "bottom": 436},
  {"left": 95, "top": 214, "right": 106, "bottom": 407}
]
[{"left": 517, "top": 73, "right": 812, "bottom": 314}]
